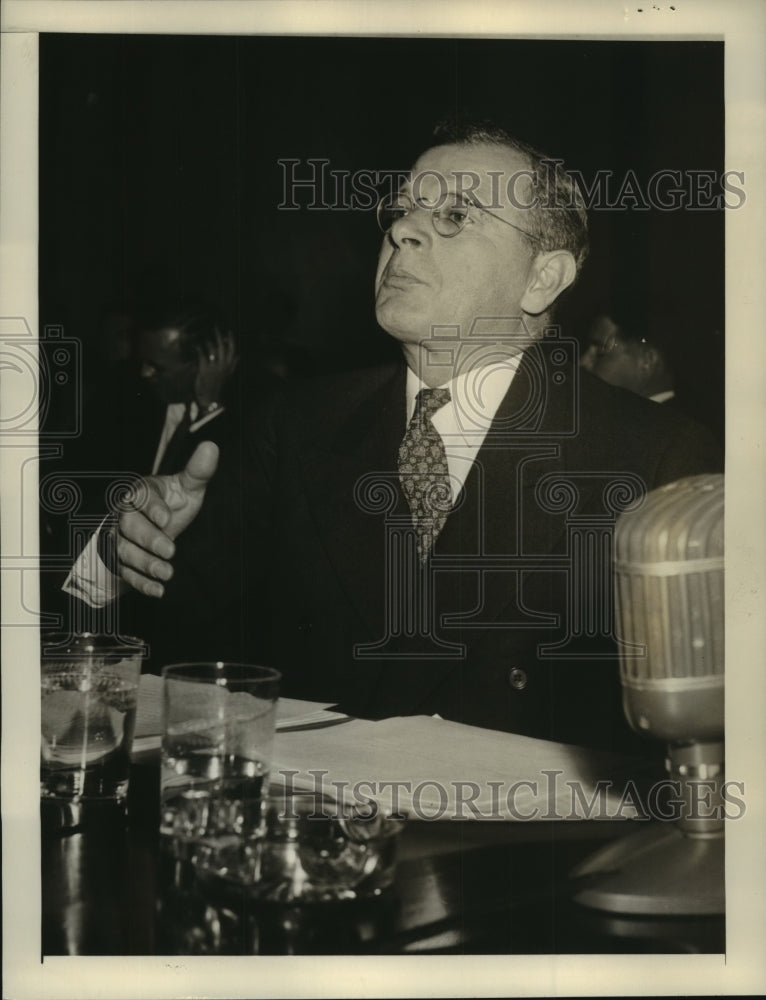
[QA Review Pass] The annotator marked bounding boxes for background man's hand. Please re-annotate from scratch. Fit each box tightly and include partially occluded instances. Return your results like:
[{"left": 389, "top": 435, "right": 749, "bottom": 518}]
[
  {"left": 115, "top": 441, "right": 219, "bottom": 598},
  {"left": 194, "top": 327, "right": 238, "bottom": 413}
]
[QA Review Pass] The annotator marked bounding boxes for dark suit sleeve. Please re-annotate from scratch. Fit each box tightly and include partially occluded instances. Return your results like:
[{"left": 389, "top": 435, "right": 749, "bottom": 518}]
[
  {"left": 652, "top": 413, "right": 724, "bottom": 487},
  {"left": 134, "top": 382, "right": 285, "bottom": 672},
  {"left": 576, "top": 373, "right": 724, "bottom": 492},
  {"left": 469, "top": 374, "right": 726, "bottom": 751}
]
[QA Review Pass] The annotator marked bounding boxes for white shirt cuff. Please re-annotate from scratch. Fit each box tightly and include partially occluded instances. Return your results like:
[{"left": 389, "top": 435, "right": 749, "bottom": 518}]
[{"left": 62, "top": 526, "right": 121, "bottom": 608}]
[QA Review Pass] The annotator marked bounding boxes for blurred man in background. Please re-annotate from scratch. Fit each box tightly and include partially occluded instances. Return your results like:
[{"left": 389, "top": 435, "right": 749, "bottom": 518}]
[
  {"left": 133, "top": 301, "right": 239, "bottom": 475},
  {"left": 580, "top": 304, "right": 677, "bottom": 404},
  {"left": 54, "top": 302, "right": 242, "bottom": 657}
]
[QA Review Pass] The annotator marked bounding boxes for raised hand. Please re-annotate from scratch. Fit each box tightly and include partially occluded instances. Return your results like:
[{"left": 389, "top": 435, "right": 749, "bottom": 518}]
[
  {"left": 114, "top": 441, "right": 219, "bottom": 598},
  {"left": 194, "top": 328, "right": 238, "bottom": 414}
]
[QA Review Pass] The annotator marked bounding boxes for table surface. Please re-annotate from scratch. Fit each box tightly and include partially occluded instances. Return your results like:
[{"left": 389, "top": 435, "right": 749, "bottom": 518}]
[{"left": 41, "top": 759, "right": 725, "bottom": 956}]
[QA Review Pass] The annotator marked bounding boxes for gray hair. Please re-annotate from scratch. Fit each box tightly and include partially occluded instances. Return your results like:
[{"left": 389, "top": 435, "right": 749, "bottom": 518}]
[{"left": 431, "top": 118, "right": 589, "bottom": 277}]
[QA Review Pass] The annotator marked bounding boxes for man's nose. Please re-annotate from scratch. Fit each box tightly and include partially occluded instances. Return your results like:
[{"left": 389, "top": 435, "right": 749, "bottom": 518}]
[
  {"left": 388, "top": 205, "right": 433, "bottom": 248},
  {"left": 140, "top": 362, "right": 156, "bottom": 380}
]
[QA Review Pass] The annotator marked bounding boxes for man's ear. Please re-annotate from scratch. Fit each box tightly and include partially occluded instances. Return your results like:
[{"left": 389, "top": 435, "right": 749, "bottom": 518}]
[
  {"left": 520, "top": 250, "right": 577, "bottom": 316},
  {"left": 641, "top": 344, "right": 662, "bottom": 374}
]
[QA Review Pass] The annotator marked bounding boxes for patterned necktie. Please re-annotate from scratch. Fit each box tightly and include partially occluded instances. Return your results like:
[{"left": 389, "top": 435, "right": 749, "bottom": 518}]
[{"left": 398, "top": 387, "right": 452, "bottom": 563}]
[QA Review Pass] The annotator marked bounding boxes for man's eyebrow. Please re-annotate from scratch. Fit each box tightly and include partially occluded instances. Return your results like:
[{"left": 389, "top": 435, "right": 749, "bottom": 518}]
[{"left": 402, "top": 185, "right": 475, "bottom": 203}]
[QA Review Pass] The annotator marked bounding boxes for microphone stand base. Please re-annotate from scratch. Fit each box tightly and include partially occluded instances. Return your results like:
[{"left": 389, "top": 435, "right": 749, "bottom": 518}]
[{"left": 570, "top": 822, "right": 724, "bottom": 916}]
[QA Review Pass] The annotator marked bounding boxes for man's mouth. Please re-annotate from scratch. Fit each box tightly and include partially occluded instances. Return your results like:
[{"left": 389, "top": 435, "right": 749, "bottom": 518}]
[{"left": 383, "top": 267, "right": 424, "bottom": 289}]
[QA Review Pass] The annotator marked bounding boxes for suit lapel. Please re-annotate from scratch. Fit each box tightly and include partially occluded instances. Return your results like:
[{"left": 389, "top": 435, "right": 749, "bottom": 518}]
[{"left": 432, "top": 345, "right": 572, "bottom": 642}]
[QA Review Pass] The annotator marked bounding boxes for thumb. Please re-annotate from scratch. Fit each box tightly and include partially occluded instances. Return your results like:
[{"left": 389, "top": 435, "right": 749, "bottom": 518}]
[{"left": 178, "top": 440, "right": 219, "bottom": 493}]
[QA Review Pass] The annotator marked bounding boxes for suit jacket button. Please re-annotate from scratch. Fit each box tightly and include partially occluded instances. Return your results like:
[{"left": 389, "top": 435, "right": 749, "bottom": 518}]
[
  {"left": 509, "top": 667, "right": 528, "bottom": 691},
  {"left": 297, "top": 620, "right": 313, "bottom": 634}
]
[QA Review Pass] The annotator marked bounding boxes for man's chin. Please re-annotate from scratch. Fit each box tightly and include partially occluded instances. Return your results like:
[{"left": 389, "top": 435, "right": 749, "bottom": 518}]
[
  {"left": 375, "top": 317, "right": 427, "bottom": 348},
  {"left": 375, "top": 301, "right": 430, "bottom": 345}
]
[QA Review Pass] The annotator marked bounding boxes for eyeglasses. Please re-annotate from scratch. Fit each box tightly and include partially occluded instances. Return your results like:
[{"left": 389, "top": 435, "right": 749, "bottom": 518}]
[
  {"left": 587, "top": 332, "right": 647, "bottom": 358},
  {"left": 589, "top": 334, "right": 617, "bottom": 358},
  {"left": 376, "top": 191, "right": 541, "bottom": 243}
]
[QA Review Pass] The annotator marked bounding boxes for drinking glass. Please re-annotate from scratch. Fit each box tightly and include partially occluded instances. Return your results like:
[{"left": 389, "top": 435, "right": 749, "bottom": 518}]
[
  {"left": 41, "top": 632, "right": 144, "bottom": 802},
  {"left": 160, "top": 662, "right": 280, "bottom": 865}
]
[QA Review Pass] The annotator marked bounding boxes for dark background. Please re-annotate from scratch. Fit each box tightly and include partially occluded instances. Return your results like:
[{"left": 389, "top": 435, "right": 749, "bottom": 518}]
[{"left": 39, "top": 34, "right": 725, "bottom": 436}]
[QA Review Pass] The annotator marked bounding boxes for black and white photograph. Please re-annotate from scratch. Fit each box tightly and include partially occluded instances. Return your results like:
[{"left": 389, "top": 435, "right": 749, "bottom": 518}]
[{"left": 1, "top": 1, "right": 765, "bottom": 997}]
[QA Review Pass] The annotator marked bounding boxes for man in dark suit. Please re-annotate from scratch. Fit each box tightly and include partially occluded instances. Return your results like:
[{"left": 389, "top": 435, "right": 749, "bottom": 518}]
[
  {"left": 94, "top": 122, "right": 723, "bottom": 749},
  {"left": 125, "top": 301, "right": 240, "bottom": 477},
  {"left": 578, "top": 290, "right": 725, "bottom": 444},
  {"left": 580, "top": 299, "right": 678, "bottom": 405},
  {"left": 54, "top": 302, "right": 238, "bottom": 517}
]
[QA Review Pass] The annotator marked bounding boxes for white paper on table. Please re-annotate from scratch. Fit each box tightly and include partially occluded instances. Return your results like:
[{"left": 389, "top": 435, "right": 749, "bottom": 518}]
[
  {"left": 132, "top": 677, "right": 643, "bottom": 821},
  {"left": 271, "top": 715, "right": 643, "bottom": 822}
]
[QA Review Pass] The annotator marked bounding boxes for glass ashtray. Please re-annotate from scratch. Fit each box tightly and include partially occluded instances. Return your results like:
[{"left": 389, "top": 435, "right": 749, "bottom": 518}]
[{"left": 195, "top": 790, "right": 406, "bottom": 902}]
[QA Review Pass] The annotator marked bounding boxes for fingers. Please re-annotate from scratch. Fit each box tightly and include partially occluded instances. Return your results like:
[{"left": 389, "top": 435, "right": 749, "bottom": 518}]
[
  {"left": 178, "top": 440, "right": 219, "bottom": 494},
  {"left": 117, "top": 532, "right": 174, "bottom": 598},
  {"left": 118, "top": 505, "right": 175, "bottom": 559},
  {"left": 214, "top": 326, "right": 237, "bottom": 368},
  {"left": 214, "top": 326, "right": 226, "bottom": 356},
  {"left": 121, "top": 564, "right": 167, "bottom": 600},
  {"left": 226, "top": 329, "right": 239, "bottom": 371},
  {"left": 115, "top": 475, "right": 172, "bottom": 531},
  {"left": 115, "top": 506, "right": 175, "bottom": 599},
  {"left": 132, "top": 477, "right": 175, "bottom": 531},
  {"left": 197, "top": 332, "right": 224, "bottom": 368}
]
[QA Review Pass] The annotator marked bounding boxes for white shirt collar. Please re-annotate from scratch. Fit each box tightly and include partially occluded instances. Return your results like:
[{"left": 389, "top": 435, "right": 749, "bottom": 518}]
[
  {"left": 649, "top": 390, "right": 675, "bottom": 404},
  {"left": 405, "top": 356, "right": 521, "bottom": 437},
  {"left": 152, "top": 401, "right": 224, "bottom": 475},
  {"left": 404, "top": 356, "right": 523, "bottom": 501}
]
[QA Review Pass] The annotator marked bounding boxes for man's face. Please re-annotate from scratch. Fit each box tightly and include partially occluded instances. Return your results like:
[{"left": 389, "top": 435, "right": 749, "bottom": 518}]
[
  {"left": 138, "top": 326, "right": 196, "bottom": 404},
  {"left": 580, "top": 314, "right": 644, "bottom": 393},
  {"left": 374, "top": 143, "right": 540, "bottom": 353}
]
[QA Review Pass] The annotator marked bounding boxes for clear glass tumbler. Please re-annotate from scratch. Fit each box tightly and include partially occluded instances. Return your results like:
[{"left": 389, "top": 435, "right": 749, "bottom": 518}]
[
  {"left": 160, "top": 662, "right": 281, "bottom": 867},
  {"left": 41, "top": 632, "right": 145, "bottom": 803}
]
